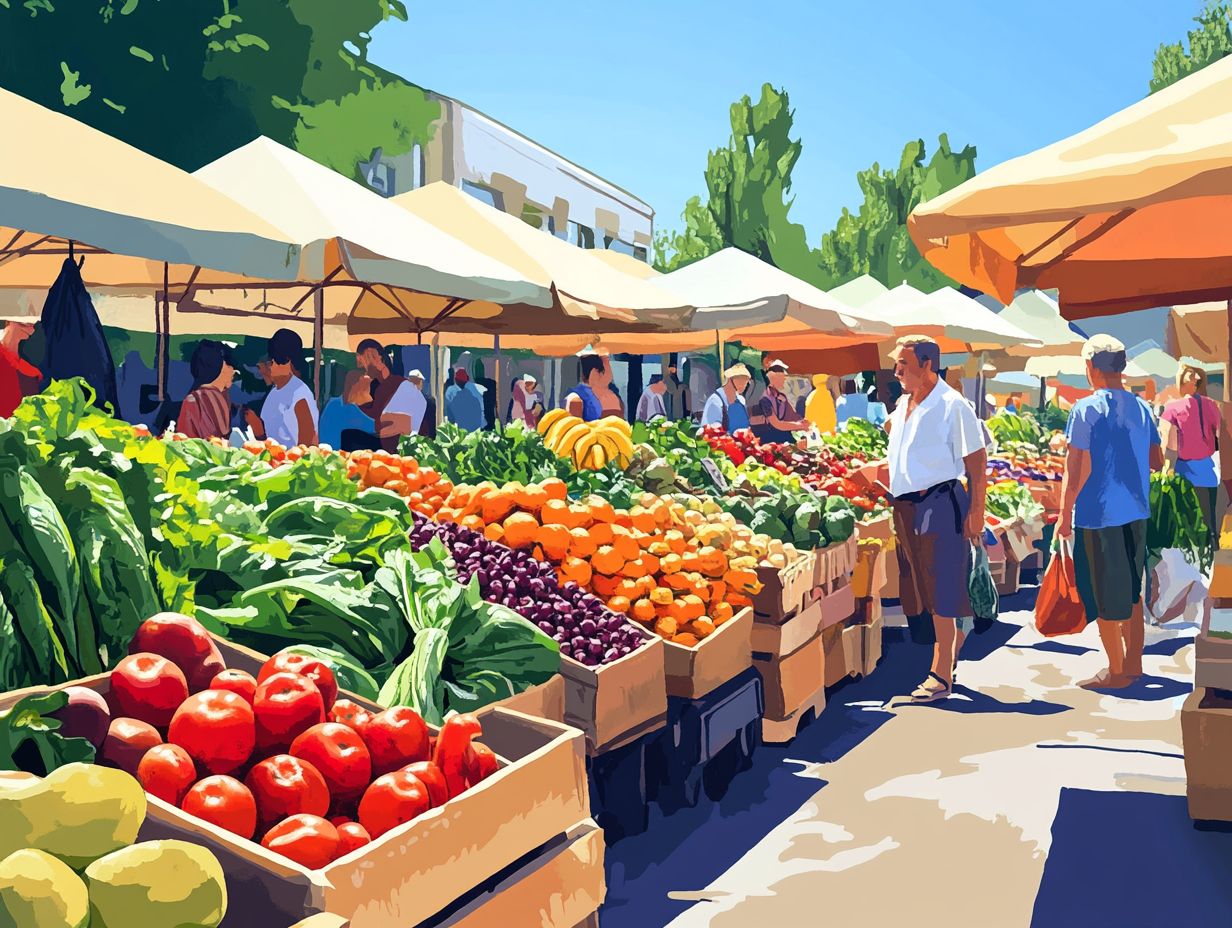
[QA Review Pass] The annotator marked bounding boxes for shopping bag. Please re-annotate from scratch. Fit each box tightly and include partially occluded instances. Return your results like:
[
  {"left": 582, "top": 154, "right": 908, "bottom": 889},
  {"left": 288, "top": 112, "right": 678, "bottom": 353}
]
[
  {"left": 1035, "top": 539, "right": 1087, "bottom": 637},
  {"left": 969, "top": 541, "right": 999, "bottom": 633},
  {"left": 1146, "top": 547, "right": 1208, "bottom": 625}
]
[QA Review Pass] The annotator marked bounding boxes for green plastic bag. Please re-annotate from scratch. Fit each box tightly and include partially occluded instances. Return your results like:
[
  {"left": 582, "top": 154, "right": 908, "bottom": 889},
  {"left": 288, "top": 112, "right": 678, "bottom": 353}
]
[{"left": 969, "top": 542, "right": 998, "bottom": 632}]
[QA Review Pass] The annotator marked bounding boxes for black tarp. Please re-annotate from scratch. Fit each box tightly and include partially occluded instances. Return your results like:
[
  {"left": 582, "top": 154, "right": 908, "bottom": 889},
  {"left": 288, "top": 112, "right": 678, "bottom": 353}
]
[{"left": 40, "top": 256, "right": 118, "bottom": 412}]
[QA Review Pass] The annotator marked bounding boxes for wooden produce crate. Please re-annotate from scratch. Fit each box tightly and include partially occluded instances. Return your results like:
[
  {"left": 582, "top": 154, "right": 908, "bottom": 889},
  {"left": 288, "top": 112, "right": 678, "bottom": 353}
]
[
  {"left": 433, "top": 821, "right": 605, "bottom": 928},
  {"left": 751, "top": 551, "right": 817, "bottom": 621},
  {"left": 822, "top": 623, "right": 852, "bottom": 688},
  {"left": 559, "top": 627, "right": 667, "bottom": 756},
  {"left": 861, "top": 611, "right": 885, "bottom": 675},
  {"left": 991, "top": 558, "right": 1021, "bottom": 597},
  {"left": 662, "top": 607, "right": 753, "bottom": 700},
  {"left": 1181, "top": 687, "right": 1232, "bottom": 822},
  {"left": 750, "top": 599, "right": 823, "bottom": 658},
  {"left": 289, "top": 916, "right": 348, "bottom": 928},
  {"left": 0, "top": 639, "right": 591, "bottom": 928},
  {"left": 754, "top": 632, "right": 825, "bottom": 743},
  {"left": 851, "top": 541, "right": 889, "bottom": 599},
  {"left": 1195, "top": 623, "right": 1232, "bottom": 692},
  {"left": 813, "top": 534, "right": 860, "bottom": 590},
  {"left": 817, "top": 576, "right": 857, "bottom": 632},
  {"left": 851, "top": 595, "right": 882, "bottom": 627},
  {"left": 841, "top": 624, "right": 863, "bottom": 680},
  {"left": 857, "top": 514, "right": 893, "bottom": 542},
  {"left": 495, "top": 675, "right": 566, "bottom": 723}
]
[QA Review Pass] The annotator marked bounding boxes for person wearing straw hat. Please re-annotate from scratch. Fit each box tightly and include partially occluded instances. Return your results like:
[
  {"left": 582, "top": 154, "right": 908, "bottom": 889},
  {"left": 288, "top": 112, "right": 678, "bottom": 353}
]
[
  {"left": 886, "top": 335, "right": 989, "bottom": 703},
  {"left": 752, "top": 358, "right": 809, "bottom": 443},
  {"left": 700, "top": 363, "right": 752, "bottom": 432},
  {"left": 1160, "top": 360, "right": 1221, "bottom": 549},
  {"left": 0, "top": 303, "right": 40, "bottom": 418},
  {"left": 1057, "top": 335, "right": 1163, "bottom": 690}
]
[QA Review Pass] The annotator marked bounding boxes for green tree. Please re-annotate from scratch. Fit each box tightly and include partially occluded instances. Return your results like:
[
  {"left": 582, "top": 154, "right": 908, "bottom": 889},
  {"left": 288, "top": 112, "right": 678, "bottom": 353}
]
[
  {"left": 0, "top": 0, "right": 425, "bottom": 173},
  {"left": 1150, "top": 2, "right": 1232, "bottom": 94},
  {"left": 816, "top": 134, "right": 977, "bottom": 291},
  {"left": 654, "top": 84, "right": 816, "bottom": 279}
]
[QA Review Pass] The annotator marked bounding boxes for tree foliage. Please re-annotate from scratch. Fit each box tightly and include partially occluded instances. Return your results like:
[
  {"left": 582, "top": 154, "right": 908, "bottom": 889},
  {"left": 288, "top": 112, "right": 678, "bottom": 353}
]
[
  {"left": 654, "top": 84, "right": 814, "bottom": 278},
  {"left": 0, "top": 0, "right": 431, "bottom": 175},
  {"left": 1150, "top": 3, "right": 1232, "bottom": 94},
  {"left": 816, "top": 135, "right": 977, "bottom": 291}
]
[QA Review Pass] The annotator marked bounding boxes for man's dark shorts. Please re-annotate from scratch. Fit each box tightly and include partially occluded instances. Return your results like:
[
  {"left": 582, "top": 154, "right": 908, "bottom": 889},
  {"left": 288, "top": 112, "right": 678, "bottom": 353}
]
[
  {"left": 1073, "top": 519, "right": 1147, "bottom": 622},
  {"left": 892, "top": 479, "right": 973, "bottom": 627}
]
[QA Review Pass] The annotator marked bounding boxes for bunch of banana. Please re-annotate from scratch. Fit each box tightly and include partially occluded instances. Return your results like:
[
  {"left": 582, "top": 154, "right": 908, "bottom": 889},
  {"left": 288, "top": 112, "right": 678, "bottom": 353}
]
[{"left": 538, "top": 410, "right": 634, "bottom": 470}]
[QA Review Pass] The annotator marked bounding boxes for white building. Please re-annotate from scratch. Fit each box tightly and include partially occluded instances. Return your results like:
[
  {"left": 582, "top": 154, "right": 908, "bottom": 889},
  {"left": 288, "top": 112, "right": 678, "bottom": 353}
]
[{"left": 359, "top": 92, "right": 653, "bottom": 262}]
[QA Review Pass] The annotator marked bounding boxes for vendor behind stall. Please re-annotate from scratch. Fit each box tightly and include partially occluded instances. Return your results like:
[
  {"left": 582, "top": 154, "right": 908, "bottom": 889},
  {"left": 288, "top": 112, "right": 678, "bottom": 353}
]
[{"left": 0, "top": 304, "right": 40, "bottom": 418}]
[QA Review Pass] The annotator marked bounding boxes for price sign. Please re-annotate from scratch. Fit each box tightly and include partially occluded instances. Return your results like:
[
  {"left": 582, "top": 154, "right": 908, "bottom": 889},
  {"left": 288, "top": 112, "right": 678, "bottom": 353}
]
[{"left": 700, "top": 459, "right": 730, "bottom": 493}]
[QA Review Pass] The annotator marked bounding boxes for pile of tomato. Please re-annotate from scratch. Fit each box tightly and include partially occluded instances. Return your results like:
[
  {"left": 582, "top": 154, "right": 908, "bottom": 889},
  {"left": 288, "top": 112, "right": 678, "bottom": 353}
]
[{"left": 102, "top": 614, "right": 498, "bottom": 870}]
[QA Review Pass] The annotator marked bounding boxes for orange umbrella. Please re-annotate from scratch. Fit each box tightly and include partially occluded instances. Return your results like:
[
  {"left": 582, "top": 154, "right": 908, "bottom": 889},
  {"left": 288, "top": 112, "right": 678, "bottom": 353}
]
[{"left": 907, "top": 55, "right": 1232, "bottom": 320}]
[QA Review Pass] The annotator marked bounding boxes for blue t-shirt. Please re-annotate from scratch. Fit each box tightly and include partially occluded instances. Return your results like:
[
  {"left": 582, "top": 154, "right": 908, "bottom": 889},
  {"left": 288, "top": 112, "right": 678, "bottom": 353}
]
[
  {"left": 445, "top": 382, "right": 486, "bottom": 431},
  {"left": 700, "top": 389, "right": 750, "bottom": 432},
  {"left": 1065, "top": 389, "right": 1160, "bottom": 529},
  {"left": 318, "top": 398, "right": 375, "bottom": 450}
]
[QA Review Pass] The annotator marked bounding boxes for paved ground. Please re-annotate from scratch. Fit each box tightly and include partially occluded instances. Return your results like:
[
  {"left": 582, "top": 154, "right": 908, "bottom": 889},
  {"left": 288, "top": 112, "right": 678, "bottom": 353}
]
[{"left": 603, "top": 586, "right": 1232, "bottom": 928}]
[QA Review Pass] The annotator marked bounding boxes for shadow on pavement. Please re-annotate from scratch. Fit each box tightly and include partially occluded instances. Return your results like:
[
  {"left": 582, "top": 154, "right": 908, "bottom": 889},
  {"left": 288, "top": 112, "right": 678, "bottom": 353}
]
[
  {"left": 897, "top": 684, "right": 1071, "bottom": 716},
  {"left": 1086, "top": 674, "right": 1192, "bottom": 702},
  {"left": 1031, "top": 789, "right": 1232, "bottom": 928}
]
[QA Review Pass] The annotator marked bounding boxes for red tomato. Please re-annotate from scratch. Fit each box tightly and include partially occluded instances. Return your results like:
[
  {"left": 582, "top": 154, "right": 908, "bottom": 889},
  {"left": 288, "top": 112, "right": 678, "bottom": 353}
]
[
  {"left": 363, "top": 707, "right": 429, "bottom": 776},
  {"left": 358, "top": 769, "right": 429, "bottom": 838},
  {"left": 109, "top": 653, "right": 189, "bottom": 729},
  {"left": 405, "top": 761, "right": 448, "bottom": 808},
  {"left": 253, "top": 672, "right": 326, "bottom": 755},
  {"left": 210, "top": 669, "right": 257, "bottom": 705},
  {"left": 181, "top": 775, "right": 258, "bottom": 839},
  {"left": 137, "top": 743, "right": 197, "bottom": 805},
  {"left": 328, "top": 699, "right": 372, "bottom": 734},
  {"left": 128, "top": 613, "right": 224, "bottom": 692},
  {"left": 289, "top": 723, "right": 371, "bottom": 803},
  {"left": 261, "top": 814, "right": 340, "bottom": 870},
  {"left": 168, "top": 689, "right": 256, "bottom": 776},
  {"left": 335, "top": 821, "right": 371, "bottom": 859},
  {"left": 258, "top": 652, "right": 338, "bottom": 711},
  {"left": 245, "top": 754, "right": 330, "bottom": 828}
]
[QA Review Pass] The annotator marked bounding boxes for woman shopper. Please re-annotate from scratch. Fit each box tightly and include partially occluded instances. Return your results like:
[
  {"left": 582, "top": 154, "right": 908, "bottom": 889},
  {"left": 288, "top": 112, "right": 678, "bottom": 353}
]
[
  {"left": 1160, "top": 362, "right": 1222, "bottom": 545},
  {"left": 179, "top": 340, "right": 236, "bottom": 440},
  {"left": 245, "top": 328, "right": 318, "bottom": 447},
  {"left": 319, "top": 370, "right": 378, "bottom": 451}
]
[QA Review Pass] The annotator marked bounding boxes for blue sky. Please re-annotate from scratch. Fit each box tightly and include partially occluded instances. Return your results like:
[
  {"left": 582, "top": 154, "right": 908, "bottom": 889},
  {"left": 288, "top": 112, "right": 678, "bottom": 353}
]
[{"left": 370, "top": 1, "right": 1194, "bottom": 240}]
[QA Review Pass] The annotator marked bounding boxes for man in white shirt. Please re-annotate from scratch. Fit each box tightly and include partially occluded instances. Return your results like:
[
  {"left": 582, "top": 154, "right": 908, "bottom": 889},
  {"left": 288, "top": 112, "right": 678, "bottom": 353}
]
[
  {"left": 381, "top": 368, "right": 428, "bottom": 440},
  {"left": 885, "top": 335, "right": 989, "bottom": 702}
]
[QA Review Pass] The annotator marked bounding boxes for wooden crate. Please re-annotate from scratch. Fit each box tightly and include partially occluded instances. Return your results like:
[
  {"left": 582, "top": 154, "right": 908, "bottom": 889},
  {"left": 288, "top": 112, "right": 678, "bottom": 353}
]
[
  {"left": 750, "top": 599, "right": 823, "bottom": 658},
  {"left": 751, "top": 551, "right": 817, "bottom": 621},
  {"left": 434, "top": 821, "right": 605, "bottom": 928},
  {"left": 822, "top": 623, "right": 850, "bottom": 688},
  {"left": 0, "top": 640, "right": 590, "bottom": 928},
  {"left": 1182, "top": 688, "right": 1232, "bottom": 822},
  {"left": 817, "top": 578, "right": 857, "bottom": 631},
  {"left": 991, "top": 558, "right": 1021, "bottom": 597},
  {"left": 662, "top": 608, "right": 753, "bottom": 699},
  {"left": 493, "top": 675, "right": 565, "bottom": 723},
  {"left": 861, "top": 612, "right": 885, "bottom": 675},
  {"left": 851, "top": 542, "right": 889, "bottom": 599},
  {"left": 813, "top": 534, "right": 860, "bottom": 590},
  {"left": 753, "top": 632, "right": 824, "bottom": 723},
  {"left": 559, "top": 627, "right": 668, "bottom": 755},
  {"left": 841, "top": 624, "right": 863, "bottom": 679}
]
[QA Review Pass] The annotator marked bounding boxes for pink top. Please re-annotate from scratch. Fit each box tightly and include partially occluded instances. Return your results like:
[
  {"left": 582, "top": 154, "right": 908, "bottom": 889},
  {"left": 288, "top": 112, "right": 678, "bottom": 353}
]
[{"left": 1161, "top": 395, "right": 1221, "bottom": 461}]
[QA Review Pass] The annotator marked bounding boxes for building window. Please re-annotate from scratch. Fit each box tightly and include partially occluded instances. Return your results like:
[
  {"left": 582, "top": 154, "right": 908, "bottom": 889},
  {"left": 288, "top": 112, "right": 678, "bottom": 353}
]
[
  {"left": 633, "top": 245, "right": 648, "bottom": 262},
  {"left": 410, "top": 143, "right": 424, "bottom": 190},
  {"left": 607, "top": 238, "right": 635, "bottom": 257},
  {"left": 461, "top": 180, "right": 503, "bottom": 210},
  {"left": 567, "top": 221, "right": 595, "bottom": 249}
]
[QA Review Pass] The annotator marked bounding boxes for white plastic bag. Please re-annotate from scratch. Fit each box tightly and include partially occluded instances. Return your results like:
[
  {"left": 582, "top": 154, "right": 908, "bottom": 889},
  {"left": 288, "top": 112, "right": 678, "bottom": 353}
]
[{"left": 1146, "top": 547, "right": 1208, "bottom": 625}]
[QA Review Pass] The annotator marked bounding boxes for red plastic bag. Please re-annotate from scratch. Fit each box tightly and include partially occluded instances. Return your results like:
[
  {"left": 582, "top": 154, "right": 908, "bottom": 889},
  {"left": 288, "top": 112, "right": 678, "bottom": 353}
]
[{"left": 1035, "top": 540, "right": 1087, "bottom": 637}]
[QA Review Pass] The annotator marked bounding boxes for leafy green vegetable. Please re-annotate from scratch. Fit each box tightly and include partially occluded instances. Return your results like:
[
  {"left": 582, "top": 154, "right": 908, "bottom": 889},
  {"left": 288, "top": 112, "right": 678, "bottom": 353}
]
[
  {"left": 1149, "top": 472, "right": 1212, "bottom": 571},
  {"left": 821, "top": 417, "right": 887, "bottom": 458},
  {"left": 985, "top": 481, "right": 1045, "bottom": 522},
  {"left": 403, "top": 422, "right": 568, "bottom": 486}
]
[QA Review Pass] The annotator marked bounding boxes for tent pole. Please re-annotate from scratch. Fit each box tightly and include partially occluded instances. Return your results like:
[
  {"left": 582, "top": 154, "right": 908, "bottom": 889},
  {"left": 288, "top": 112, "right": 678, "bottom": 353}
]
[
  {"left": 493, "top": 334, "right": 502, "bottom": 433},
  {"left": 153, "top": 295, "right": 163, "bottom": 405},
  {"left": 157, "top": 262, "right": 169, "bottom": 404},
  {"left": 1039, "top": 375, "right": 1047, "bottom": 412},
  {"left": 312, "top": 288, "right": 324, "bottom": 405},
  {"left": 715, "top": 330, "right": 722, "bottom": 372}
]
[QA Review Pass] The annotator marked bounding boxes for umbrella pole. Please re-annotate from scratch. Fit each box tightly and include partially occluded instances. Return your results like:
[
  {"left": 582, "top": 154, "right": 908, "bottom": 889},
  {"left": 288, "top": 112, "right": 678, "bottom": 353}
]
[
  {"left": 493, "top": 334, "right": 502, "bottom": 433},
  {"left": 312, "top": 288, "right": 324, "bottom": 405},
  {"left": 1039, "top": 375, "right": 1046, "bottom": 412},
  {"left": 715, "top": 330, "right": 722, "bottom": 372},
  {"left": 157, "top": 262, "right": 169, "bottom": 404}
]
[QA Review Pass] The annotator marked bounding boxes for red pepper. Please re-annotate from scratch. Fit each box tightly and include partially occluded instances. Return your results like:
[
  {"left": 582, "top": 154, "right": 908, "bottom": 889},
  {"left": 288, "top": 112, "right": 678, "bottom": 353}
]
[
  {"left": 465, "top": 743, "right": 499, "bottom": 788},
  {"left": 432, "top": 713, "right": 482, "bottom": 799}
]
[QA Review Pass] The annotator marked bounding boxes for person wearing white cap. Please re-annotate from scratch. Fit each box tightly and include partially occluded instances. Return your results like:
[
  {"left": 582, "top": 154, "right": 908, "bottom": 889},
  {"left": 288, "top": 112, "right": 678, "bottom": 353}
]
[
  {"left": 509, "top": 372, "right": 543, "bottom": 429},
  {"left": 382, "top": 365, "right": 428, "bottom": 441},
  {"left": 752, "top": 358, "right": 809, "bottom": 443},
  {"left": 700, "top": 363, "right": 752, "bottom": 431},
  {"left": 0, "top": 304, "right": 41, "bottom": 418}
]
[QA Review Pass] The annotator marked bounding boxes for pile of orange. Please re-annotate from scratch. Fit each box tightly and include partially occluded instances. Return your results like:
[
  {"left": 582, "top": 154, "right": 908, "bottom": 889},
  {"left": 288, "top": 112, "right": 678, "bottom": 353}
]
[
  {"left": 343, "top": 449, "right": 453, "bottom": 519},
  {"left": 431, "top": 479, "right": 760, "bottom": 648}
]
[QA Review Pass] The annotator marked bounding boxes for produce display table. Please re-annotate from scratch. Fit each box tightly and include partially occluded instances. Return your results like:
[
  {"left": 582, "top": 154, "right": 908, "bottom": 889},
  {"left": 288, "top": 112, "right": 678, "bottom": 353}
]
[
  {"left": 559, "top": 630, "right": 668, "bottom": 756},
  {"left": 0, "top": 637, "right": 592, "bottom": 928},
  {"left": 663, "top": 607, "right": 753, "bottom": 699},
  {"left": 755, "top": 631, "right": 825, "bottom": 744},
  {"left": 586, "top": 728, "right": 657, "bottom": 843},
  {"left": 648, "top": 666, "right": 764, "bottom": 813}
]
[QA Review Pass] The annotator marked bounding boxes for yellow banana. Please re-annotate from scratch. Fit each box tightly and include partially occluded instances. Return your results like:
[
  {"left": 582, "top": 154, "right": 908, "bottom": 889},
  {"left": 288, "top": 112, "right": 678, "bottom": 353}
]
[
  {"left": 589, "top": 431, "right": 622, "bottom": 468},
  {"left": 538, "top": 408, "right": 569, "bottom": 435},
  {"left": 555, "top": 421, "right": 592, "bottom": 458},
  {"left": 599, "top": 426, "right": 634, "bottom": 463},
  {"left": 545, "top": 416, "right": 583, "bottom": 451}
]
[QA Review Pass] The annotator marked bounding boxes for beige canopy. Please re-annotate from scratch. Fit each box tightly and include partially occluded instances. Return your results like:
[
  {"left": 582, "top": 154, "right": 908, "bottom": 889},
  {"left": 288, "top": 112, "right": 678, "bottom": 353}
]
[
  {"left": 1168, "top": 301, "right": 1229, "bottom": 363},
  {"left": 908, "top": 56, "right": 1232, "bottom": 318},
  {"left": 0, "top": 88, "right": 305, "bottom": 293}
]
